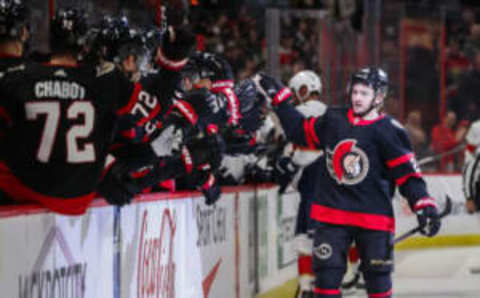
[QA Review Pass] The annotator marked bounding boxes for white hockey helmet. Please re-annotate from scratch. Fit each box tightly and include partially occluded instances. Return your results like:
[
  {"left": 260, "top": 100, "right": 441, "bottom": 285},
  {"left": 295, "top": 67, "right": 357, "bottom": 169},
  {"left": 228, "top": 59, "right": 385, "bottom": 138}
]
[{"left": 288, "top": 70, "right": 322, "bottom": 103}]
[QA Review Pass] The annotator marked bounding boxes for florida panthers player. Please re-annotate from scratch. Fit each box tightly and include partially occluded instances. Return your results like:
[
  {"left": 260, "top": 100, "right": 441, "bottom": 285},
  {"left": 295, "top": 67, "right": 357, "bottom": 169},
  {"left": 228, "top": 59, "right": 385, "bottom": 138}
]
[
  {"left": 287, "top": 70, "right": 326, "bottom": 298},
  {"left": 253, "top": 68, "right": 441, "bottom": 298},
  {"left": 462, "top": 120, "right": 480, "bottom": 213}
]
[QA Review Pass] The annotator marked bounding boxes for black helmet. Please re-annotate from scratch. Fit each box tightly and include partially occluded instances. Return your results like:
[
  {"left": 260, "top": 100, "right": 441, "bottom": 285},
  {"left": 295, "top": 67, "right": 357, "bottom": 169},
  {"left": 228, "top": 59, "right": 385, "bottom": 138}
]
[
  {"left": 93, "top": 16, "right": 146, "bottom": 64},
  {"left": 50, "top": 8, "right": 88, "bottom": 53},
  {"left": 0, "top": 0, "right": 28, "bottom": 41},
  {"left": 350, "top": 67, "right": 388, "bottom": 95},
  {"left": 181, "top": 51, "right": 234, "bottom": 85}
]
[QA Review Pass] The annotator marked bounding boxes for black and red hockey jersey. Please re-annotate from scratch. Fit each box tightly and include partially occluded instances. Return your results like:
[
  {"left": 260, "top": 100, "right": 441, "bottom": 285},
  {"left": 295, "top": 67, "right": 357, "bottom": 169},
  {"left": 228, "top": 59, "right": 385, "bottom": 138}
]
[
  {"left": 0, "top": 61, "right": 154, "bottom": 214},
  {"left": 0, "top": 54, "right": 24, "bottom": 145},
  {"left": 275, "top": 102, "right": 432, "bottom": 232}
]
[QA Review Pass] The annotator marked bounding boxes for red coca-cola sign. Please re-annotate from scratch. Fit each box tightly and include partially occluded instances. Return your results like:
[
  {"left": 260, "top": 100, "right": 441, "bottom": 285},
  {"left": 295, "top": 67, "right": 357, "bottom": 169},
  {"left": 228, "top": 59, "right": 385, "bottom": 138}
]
[{"left": 137, "top": 209, "right": 176, "bottom": 298}]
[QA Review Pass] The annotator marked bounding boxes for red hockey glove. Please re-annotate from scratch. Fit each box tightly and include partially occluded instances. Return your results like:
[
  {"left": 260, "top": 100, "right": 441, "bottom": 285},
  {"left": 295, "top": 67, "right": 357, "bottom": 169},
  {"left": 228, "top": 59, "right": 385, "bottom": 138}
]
[{"left": 414, "top": 198, "right": 441, "bottom": 237}]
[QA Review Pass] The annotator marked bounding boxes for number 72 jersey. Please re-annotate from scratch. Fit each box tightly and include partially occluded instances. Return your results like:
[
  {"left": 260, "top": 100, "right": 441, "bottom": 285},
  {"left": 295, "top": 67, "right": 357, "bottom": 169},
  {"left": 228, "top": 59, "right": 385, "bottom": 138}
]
[{"left": 0, "top": 61, "right": 147, "bottom": 214}]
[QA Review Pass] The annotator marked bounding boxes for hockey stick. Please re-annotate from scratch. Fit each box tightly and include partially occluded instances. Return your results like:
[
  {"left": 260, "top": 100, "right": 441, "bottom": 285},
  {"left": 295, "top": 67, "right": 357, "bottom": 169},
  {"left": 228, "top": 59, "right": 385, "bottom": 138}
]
[
  {"left": 341, "top": 196, "right": 453, "bottom": 290},
  {"left": 418, "top": 144, "right": 465, "bottom": 166},
  {"left": 393, "top": 195, "right": 453, "bottom": 244},
  {"left": 341, "top": 271, "right": 361, "bottom": 290}
]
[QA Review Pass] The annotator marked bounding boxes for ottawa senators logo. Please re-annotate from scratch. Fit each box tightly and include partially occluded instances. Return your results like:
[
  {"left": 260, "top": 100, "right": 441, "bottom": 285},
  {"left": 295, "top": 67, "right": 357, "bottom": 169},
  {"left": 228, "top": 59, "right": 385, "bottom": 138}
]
[{"left": 326, "top": 139, "right": 369, "bottom": 185}]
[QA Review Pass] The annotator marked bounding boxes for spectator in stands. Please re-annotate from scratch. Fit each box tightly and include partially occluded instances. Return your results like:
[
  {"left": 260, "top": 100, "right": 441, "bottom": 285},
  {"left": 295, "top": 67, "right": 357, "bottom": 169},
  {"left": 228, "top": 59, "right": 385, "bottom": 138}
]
[
  {"left": 431, "top": 110, "right": 467, "bottom": 172},
  {"left": 446, "top": 38, "right": 471, "bottom": 91},
  {"left": 405, "top": 110, "right": 429, "bottom": 158},
  {"left": 451, "top": 51, "right": 480, "bottom": 121},
  {"left": 463, "top": 23, "right": 480, "bottom": 61}
]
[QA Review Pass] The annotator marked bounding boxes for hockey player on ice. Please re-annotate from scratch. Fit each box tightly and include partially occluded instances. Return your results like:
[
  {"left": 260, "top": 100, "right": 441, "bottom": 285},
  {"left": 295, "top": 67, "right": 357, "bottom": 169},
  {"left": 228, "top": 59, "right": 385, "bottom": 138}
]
[
  {"left": 286, "top": 70, "right": 326, "bottom": 298},
  {"left": 462, "top": 120, "right": 480, "bottom": 213},
  {"left": 253, "top": 67, "right": 442, "bottom": 298}
]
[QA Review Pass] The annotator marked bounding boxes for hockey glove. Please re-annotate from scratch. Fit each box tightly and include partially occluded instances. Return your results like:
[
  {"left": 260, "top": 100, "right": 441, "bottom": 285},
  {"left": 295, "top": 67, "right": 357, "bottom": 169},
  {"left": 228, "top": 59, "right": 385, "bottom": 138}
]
[
  {"left": 157, "top": 25, "right": 195, "bottom": 70},
  {"left": 98, "top": 161, "right": 142, "bottom": 207},
  {"left": 200, "top": 171, "right": 221, "bottom": 205},
  {"left": 252, "top": 73, "right": 294, "bottom": 107},
  {"left": 274, "top": 156, "right": 300, "bottom": 194},
  {"left": 414, "top": 198, "right": 441, "bottom": 237}
]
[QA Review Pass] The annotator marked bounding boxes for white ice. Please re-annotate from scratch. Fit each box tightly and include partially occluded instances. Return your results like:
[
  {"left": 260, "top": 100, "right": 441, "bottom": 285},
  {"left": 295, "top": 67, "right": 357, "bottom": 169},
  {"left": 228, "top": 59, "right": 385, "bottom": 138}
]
[{"left": 345, "top": 246, "right": 480, "bottom": 298}]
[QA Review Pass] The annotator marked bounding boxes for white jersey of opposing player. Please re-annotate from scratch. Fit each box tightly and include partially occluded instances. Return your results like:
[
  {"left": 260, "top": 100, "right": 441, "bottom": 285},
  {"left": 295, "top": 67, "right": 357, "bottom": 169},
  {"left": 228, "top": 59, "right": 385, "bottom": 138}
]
[
  {"left": 291, "top": 100, "right": 327, "bottom": 166},
  {"left": 463, "top": 120, "right": 480, "bottom": 199}
]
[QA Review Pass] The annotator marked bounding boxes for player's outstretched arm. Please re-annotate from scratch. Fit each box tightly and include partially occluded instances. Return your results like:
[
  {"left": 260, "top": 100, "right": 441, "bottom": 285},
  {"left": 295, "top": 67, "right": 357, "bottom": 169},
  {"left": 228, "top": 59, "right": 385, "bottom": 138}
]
[{"left": 252, "top": 73, "right": 324, "bottom": 149}]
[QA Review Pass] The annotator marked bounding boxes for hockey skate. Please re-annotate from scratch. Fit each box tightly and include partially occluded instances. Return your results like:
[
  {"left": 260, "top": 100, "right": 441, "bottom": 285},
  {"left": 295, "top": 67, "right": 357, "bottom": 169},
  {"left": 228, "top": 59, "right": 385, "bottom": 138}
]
[{"left": 295, "top": 274, "right": 315, "bottom": 298}]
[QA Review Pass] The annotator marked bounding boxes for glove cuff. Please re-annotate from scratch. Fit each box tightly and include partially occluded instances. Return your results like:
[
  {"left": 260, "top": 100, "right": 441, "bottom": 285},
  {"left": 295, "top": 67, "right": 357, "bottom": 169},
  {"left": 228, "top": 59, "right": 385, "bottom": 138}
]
[
  {"left": 413, "top": 197, "right": 437, "bottom": 212},
  {"left": 272, "top": 87, "right": 293, "bottom": 106},
  {"left": 211, "top": 80, "right": 235, "bottom": 93},
  {"left": 181, "top": 146, "right": 194, "bottom": 174},
  {"left": 201, "top": 172, "right": 216, "bottom": 191},
  {"left": 156, "top": 47, "right": 189, "bottom": 71}
]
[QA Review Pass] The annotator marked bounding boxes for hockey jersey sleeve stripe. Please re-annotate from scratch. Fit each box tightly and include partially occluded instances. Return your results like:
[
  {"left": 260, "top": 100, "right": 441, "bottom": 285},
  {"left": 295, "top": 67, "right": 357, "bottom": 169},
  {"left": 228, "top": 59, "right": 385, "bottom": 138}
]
[
  {"left": 156, "top": 48, "right": 188, "bottom": 71},
  {"left": 0, "top": 162, "right": 95, "bottom": 215},
  {"left": 272, "top": 87, "right": 293, "bottom": 106},
  {"left": 310, "top": 204, "right": 395, "bottom": 232},
  {"left": 136, "top": 103, "right": 161, "bottom": 126},
  {"left": 368, "top": 290, "right": 393, "bottom": 297},
  {"left": 308, "top": 117, "right": 320, "bottom": 145},
  {"left": 386, "top": 152, "right": 414, "bottom": 168},
  {"left": 395, "top": 172, "right": 422, "bottom": 186},
  {"left": 220, "top": 88, "right": 241, "bottom": 126},
  {"left": 303, "top": 117, "right": 321, "bottom": 149},
  {"left": 211, "top": 80, "right": 234, "bottom": 92},
  {"left": 0, "top": 107, "right": 12, "bottom": 126},
  {"left": 117, "top": 82, "right": 142, "bottom": 116},
  {"left": 303, "top": 118, "right": 315, "bottom": 149},
  {"left": 172, "top": 99, "right": 199, "bottom": 125},
  {"left": 313, "top": 288, "right": 341, "bottom": 295},
  {"left": 181, "top": 146, "right": 194, "bottom": 174},
  {"left": 413, "top": 197, "right": 437, "bottom": 211}
]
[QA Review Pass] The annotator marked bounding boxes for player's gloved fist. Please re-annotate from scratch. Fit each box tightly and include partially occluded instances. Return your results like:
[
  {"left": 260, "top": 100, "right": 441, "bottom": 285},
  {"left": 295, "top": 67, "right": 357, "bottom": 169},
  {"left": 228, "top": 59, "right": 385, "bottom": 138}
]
[
  {"left": 98, "top": 161, "right": 142, "bottom": 207},
  {"left": 185, "top": 133, "right": 226, "bottom": 170},
  {"left": 157, "top": 25, "right": 195, "bottom": 69},
  {"left": 274, "top": 156, "right": 299, "bottom": 194},
  {"left": 200, "top": 171, "right": 221, "bottom": 205},
  {"left": 252, "top": 73, "right": 293, "bottom": 107},
  {"left": 415, "top": 198, "right": 441, "bottom": 237}
]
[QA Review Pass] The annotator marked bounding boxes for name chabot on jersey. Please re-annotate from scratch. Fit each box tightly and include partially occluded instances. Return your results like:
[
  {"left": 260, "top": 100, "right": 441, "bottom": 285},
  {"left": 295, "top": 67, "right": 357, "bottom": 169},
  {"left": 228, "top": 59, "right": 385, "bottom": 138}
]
[{"left": 34, "top": 81, "right": 86, "bottom": 100}]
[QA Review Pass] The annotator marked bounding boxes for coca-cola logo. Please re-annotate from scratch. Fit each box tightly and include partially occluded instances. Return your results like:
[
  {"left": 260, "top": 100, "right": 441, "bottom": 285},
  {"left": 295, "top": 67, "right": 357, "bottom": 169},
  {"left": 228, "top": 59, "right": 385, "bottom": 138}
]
[{"left": 137, "top": 209, "right": 176, "bottom": 298}]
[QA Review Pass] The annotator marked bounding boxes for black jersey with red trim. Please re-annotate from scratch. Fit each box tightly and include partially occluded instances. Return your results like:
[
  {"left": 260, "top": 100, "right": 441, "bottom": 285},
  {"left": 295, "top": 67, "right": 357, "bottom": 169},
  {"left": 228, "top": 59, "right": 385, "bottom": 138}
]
[
  {"left": 0, "top": 55, "right": 24, "bottom": 142},
  {"left": 0, "top": 61, "right": 142, "bottom": 214},
  {"left": 275, "top": 104, "right": 430, "bottom": 232}
]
